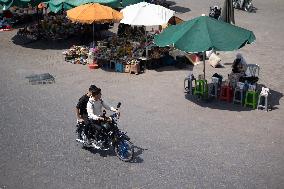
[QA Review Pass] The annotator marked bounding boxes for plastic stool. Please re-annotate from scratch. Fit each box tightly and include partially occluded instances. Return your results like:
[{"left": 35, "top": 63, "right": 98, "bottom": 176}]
[
  {"left": 194, "top": 79, "right": 208, "bottom": 97},
  {"left": 257, "top": 87, "right": 270, "bottom": 112},
  {"left": 219, "top": 85, "right": 233, "bottom": 102},
  {"left": 244, "top": 90, "right": 259, "bottom": 109},
  {"left": 233, "top": 82, "right": 245, "bottom": 104},
  {"left": 88, "top": 63, "right": 99, "bottom": 69},
  {"left": 100, "top": 60, "right": 110, "bottom": 69},
  {"left": 209, "top": 77, "right": 220, "bottom": 99},
  {"left": 115, "top": 62, "right": 124, "bottom": 72},
  {"left": 129, "top": 64, "right": 140, "bottom": 74},
  {"left": 109, "top": 60, "right": 116, "bottom": 69},
  {"left": 184, "top": 74, "right": 195, "bottom": 95}
]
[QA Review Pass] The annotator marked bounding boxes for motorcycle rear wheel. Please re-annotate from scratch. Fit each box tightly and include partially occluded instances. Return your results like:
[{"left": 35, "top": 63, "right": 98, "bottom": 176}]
[{"left": 115, "top": 140, "right": 134, "bottom": 162}]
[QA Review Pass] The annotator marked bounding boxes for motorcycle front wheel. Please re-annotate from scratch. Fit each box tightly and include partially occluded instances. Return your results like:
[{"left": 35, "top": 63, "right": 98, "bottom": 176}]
[{"left": 115, "top": 140, "right": 134, "bottom": 162}]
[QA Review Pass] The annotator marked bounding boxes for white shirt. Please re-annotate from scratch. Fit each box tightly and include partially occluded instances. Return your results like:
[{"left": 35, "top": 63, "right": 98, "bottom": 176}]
[{"left": 87, "top": 97, "right": 115, "bottom": 120}]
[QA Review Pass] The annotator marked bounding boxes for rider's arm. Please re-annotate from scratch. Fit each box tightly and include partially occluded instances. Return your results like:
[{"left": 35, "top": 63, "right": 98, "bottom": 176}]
[
  {"left": 87, "top": 101, "right": 100, "bottom": 120},
  {"left": 76, "top": 95, "right": 86, "bottom": 120},
  {"left": 75, "top": 108, "right": 82, "bottom": 120},
  {"left": 101, "top": 100, "right": 117, "bottom": 112}
]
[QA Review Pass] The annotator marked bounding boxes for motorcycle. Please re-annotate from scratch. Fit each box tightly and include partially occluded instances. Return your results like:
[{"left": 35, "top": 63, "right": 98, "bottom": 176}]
[
  {"left": 233, "top": 0, "right": 253, "bottom": 12},
  {"left": 76, "top": 102, "right": 134, "bottom": 162}
]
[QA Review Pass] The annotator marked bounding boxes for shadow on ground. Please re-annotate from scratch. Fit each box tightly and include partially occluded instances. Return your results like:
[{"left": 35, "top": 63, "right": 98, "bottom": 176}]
[
  {"left": 185, "top": 93, "right": 252, "bottom": 112},
  {"left": 257, "top": 84, "right": 283, "bottom": 111},
  {"left": 11, "top": 30, "right": 115, "bottom": 50},
  {"left": 170, "top": 6, "right": 191, "bottom": 13},
  {"left": 234, "top": 6, "right": 258, "bottom": 13},
  {"left": 154, "top": 64, "right": 193, "bottom": 72},
  {"left": 83, "top": 146, "right": 116, "bottom": 158},
  {"left": 11, "top": 34, "right": 82, "bottom": 50},
  {"left": 166, "top": 1, "right": 176, "bottom": 6},
  {"left": 130, "top": 145, "right": 147, "bottom": 163},
  {"left": 100, "top": 61, "right": 194, "bottom": 73},
  {"left": 82, "top": 144, "right": 146, "bottom": 163}
]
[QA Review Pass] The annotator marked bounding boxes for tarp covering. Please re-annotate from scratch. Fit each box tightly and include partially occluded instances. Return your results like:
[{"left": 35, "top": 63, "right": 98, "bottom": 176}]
[
  {"left": 0, "top": 0, "right": 145, "bottom": 12},
  {"left": 45, "top": 0, "right": 145, "bottom": 13},
  {"left": 0, "top": 0, "right": 42, "bottom": 10},
  {"left": 46, "top": 0, "right": 120, "bottom": 13}
]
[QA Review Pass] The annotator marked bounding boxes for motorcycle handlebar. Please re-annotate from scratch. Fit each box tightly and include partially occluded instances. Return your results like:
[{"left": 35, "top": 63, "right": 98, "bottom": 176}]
[
  {"left": 117, "top": 102, "right": 121, "bottom": 109},
  {"left": 101, "top": 102, "right": 121, "bottom": 121}
]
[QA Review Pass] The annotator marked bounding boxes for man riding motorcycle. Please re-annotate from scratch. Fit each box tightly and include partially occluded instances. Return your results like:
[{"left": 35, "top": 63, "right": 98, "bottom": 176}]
[
  {"left": 86, "top": 87, "right": 119, "bottom": 148},
  {"left": 75, "top": 84, "right": 98, "bottom": 140}
]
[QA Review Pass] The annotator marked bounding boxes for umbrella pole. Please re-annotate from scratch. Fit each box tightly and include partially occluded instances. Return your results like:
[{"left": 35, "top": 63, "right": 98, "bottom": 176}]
[
  {"left": 203, "top": 51, "right": 206, "bottom": 80},
  {"left": 145, "top": 26, "right": 148, "bottom": 59},
  {"left": 92, "top": 22, "right": 94, "bottom": 48}
]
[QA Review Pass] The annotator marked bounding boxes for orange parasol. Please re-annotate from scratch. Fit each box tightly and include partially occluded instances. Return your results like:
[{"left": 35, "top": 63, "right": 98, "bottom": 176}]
[{"left": 66, "top": 3, "right": 123, "bottom": 24}]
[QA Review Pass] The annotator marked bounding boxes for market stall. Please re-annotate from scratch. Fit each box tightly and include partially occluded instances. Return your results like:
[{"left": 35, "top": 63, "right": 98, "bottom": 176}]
[{"left": 17, "top": 14, "right": 81, "bottom": 40}]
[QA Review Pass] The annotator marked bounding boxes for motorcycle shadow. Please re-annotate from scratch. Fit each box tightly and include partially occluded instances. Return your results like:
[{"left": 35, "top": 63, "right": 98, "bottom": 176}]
[
  {"left": 82, "top": 146, "right": 116, "bottom": 158},
  {"left": 130, "top": 145, "right": 148, "bottom": 163},
  {"left": 82, "top": 145, "right": 147, "bottom": 163}
]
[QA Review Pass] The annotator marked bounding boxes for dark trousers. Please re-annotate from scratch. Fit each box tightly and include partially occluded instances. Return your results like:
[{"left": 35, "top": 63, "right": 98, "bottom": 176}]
[
  {"left": 86, "top": 120, "right": 104, "bottom": 141},
  {"left": 76, "top": 114, "right": 88, "bottom": 139}
]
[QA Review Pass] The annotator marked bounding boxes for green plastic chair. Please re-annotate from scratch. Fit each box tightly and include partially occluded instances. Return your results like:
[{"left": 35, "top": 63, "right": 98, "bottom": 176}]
[
  {"left": 194, "top": 79, "right": 208, "bottom": 97},
  {"left": 244, "top": 90, "right": 259, "bottom": 109}
]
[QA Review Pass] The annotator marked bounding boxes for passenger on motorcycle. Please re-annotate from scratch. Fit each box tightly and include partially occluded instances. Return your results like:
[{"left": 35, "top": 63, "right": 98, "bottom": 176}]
[
  {"left": 75, "top": 84, "right": 97, "bottom": 140},
  {"left": 86, "top": 88, "right": 119, "bottom": 146}
]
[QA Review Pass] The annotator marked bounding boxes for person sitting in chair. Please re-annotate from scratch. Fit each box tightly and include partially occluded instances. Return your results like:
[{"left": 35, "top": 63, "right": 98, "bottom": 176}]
[
  {"left": 232, "top": 53, "right": 247, "bottom": 74},
  {"left": 229, "top": 53, "right": 247, "bottom": 87}
]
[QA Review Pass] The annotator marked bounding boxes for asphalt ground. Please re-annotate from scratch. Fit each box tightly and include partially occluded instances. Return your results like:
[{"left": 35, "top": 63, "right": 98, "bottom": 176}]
[{"left": 0, "top": 0, "right": 284, "bottom": 188}]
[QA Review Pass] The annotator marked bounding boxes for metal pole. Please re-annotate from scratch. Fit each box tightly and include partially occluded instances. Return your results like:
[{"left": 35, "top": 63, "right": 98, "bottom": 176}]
[
  {"left": 203, "top": 51, "right": 206, "bottom": 80},
  {"left": 145, "top": 26, "right": 148, "bottom": 59},
  {"left": 93, "top": 22, "right": 94, "bottom": 48}
]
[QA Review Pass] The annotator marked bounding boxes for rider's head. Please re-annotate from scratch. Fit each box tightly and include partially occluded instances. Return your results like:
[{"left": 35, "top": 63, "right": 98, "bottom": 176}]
[
  {"left": 89, "top": 85, "right": 97, "bottom": 92},
  {"left": 91, "top": 88, "right": 101, "bottom": 100},
  {"left": 87, "top": 85, "right": 98, "bottom": 96}
]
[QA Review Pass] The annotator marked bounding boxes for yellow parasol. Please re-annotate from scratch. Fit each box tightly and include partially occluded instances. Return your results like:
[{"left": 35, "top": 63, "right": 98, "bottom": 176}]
[{"left": 66, "top": 3, "right": 123, "bottom": 24}]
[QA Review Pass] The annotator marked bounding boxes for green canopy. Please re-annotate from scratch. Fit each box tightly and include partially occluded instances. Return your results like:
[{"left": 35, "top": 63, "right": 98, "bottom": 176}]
[
  {"left": 45, "top": 0, "right": 120, "bottom": 13},
  {"left": 154, "top": 15, "right": 255, "bottom": 52},
  {"left": 45, "top": 0, "right": 144, "bottom": 13},
  {"left": 121, "top": 0, "right": 144, "bottom": 7},
  {"left": 154, "top": 15, "right": 256, "bottom": 78},
  {"left": 0, "top": 0, "right": 13, "bottom": 10},
  {"left": 44, "top": 0, "right": 145, "bottom": 13},
  {"left": 0, "top": 0, "right": 42, "bottom": 10}
]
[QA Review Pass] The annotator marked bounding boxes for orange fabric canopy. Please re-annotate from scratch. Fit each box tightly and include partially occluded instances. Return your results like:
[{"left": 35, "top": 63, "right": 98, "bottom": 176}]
[{"left": 66, "top": 3, "right": 123, "bottom": 24}]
